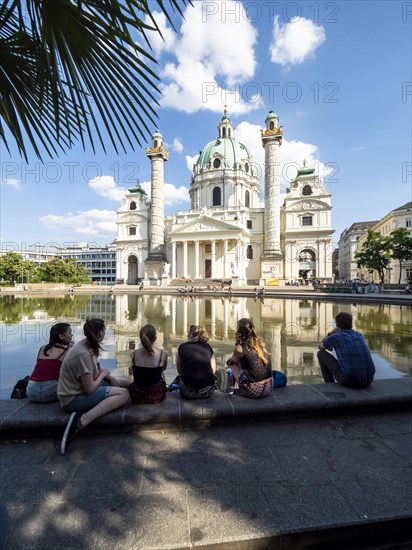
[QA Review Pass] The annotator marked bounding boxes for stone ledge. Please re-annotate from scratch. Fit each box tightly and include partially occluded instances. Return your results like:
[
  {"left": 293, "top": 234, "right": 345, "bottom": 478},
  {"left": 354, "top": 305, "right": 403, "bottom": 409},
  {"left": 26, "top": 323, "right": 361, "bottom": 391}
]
[{"left": 1, "top": 378, "right": 411, "bottom": 440}]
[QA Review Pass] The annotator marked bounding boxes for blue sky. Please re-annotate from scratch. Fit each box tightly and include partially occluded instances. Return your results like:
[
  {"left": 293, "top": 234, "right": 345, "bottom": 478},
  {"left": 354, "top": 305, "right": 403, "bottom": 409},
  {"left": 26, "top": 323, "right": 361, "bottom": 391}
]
[{"left": 1, "top": 0, "right": 411, "bottom": 252}]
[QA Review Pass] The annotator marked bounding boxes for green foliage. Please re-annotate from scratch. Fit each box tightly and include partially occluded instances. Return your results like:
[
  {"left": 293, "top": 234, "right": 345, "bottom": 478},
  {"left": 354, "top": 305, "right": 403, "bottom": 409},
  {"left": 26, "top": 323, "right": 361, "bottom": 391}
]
[
  {"left": 0, "top": 0, "right": 191, "bottom": 160},
  {"left": 0, "top": 294, "right": 92, "bottom": 323},
  {"left": 34, "top": 257, "right": 90, "bottom": 283},
  {"left": 0, "top": 252, "right": 91, "bottom": 284},
  {"left": 355, "top": 230, "right": 391, "bottom": 284},
  {"left": 0, "top": 251, "right": 25, "bottom": 284},
  {"left": 389, "top": 227, "right": 412, "bottom": 284}
]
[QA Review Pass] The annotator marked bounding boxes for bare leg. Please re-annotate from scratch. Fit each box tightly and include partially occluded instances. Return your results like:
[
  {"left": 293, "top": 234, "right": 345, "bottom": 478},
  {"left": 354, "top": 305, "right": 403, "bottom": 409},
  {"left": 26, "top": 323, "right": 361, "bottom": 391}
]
[
  {"left": 80, "top": 387, "right": 129, "bottom": 428},
  {"left": 115, "top": 377, "right": 130, "bottom": 388}
]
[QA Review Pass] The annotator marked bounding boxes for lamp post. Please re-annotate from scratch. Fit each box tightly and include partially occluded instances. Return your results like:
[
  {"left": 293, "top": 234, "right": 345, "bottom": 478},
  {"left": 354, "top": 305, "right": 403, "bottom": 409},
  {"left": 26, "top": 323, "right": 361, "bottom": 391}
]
[{"left": 385, "top": 257, "right": 392, "bottom": 289}]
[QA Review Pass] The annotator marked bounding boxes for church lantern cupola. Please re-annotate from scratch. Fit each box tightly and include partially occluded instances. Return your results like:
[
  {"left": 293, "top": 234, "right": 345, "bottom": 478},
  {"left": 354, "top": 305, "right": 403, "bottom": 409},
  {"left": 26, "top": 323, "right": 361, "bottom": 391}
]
[
  {"left": 151, "top": 129, "right": 164, "bottom": 149},
  {"left": 218, "top": 105, "right": 234, "bottom": 139},
  {"left": 265, "top": 110, "right": 279, "bottom": 132}
]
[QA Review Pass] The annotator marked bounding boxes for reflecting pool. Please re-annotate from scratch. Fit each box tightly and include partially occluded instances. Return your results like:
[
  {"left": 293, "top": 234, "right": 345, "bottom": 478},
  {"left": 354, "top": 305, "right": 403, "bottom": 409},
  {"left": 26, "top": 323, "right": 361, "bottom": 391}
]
[{"left": 1, "top": 294, "right": 411, "bottom": 399}]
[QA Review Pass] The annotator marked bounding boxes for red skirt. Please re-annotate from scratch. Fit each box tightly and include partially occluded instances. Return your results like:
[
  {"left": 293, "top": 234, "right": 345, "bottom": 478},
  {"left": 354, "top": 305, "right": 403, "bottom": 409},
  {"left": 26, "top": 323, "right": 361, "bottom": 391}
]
[{"left": 129, "top": 379, "right": 167, "bottom": 404}]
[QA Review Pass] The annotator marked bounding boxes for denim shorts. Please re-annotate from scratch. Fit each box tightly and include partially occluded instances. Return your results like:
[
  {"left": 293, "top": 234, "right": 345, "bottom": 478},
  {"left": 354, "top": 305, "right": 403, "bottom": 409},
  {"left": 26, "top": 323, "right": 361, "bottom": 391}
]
[
  {"left": 63, "top": 381, "right": 111, "bottom": 413},
  {"left": 27, "top": 380, "right": 58, "bottom": 403}
]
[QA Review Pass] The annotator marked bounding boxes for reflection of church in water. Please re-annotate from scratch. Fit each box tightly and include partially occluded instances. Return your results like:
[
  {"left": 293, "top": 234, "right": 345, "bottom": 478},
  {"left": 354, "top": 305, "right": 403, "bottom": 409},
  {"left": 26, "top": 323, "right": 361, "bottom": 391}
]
[
  {"left": 113, "top": 294, "right": 336, "bottom": 386},
  {"left": 115, "top": 109, "right": 334, "bottom": 286}
]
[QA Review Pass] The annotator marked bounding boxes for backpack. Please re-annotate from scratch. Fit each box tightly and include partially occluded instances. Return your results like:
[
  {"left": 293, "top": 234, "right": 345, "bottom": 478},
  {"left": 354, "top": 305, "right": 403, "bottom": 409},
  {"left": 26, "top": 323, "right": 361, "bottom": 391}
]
[
  {"left": 10, "top": 376, "right": 30, "bottom": 399},
  {"left": 272, "top": 370, "right": 287, "bottom": 388}
]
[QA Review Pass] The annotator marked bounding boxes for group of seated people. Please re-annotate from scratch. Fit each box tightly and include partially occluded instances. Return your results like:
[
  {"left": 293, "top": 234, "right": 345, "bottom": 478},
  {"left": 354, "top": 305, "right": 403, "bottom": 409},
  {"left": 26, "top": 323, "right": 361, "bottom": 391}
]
[
  {"left": 26, "top": 317, "right": 274, "bottom": 455},
  {"left": 25, "top": 311, "right": 375, "bottom": 456}
]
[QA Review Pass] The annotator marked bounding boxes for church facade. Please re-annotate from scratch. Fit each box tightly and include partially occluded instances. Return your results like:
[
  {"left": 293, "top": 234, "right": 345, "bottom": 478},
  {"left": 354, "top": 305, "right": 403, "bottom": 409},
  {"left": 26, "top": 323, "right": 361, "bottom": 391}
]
[{"left": 115, "top": 110, "right": 334, "bottom": 286}]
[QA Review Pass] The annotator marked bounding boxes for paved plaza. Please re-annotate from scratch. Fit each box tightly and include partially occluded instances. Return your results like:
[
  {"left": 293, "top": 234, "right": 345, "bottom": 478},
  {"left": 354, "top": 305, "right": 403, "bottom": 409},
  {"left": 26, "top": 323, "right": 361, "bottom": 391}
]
[{"left": 1, "top": 380, "right": 411, "bottom": 549}]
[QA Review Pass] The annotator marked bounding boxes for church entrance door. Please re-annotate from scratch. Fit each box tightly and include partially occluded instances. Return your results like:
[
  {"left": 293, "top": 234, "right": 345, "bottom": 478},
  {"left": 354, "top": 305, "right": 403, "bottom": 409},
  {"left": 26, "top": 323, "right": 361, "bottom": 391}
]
[
  {"left": 128, "top": 255, "right": 138, "bottom": 285},
  {"left": 205, "top": 260, "right": 212, "bottom": 278}
]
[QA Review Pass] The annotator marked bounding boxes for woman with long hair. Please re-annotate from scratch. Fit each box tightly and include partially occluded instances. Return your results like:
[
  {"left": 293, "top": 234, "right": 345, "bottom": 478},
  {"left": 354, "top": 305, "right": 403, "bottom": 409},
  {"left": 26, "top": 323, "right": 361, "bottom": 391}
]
[
  {"left": 129, "top": 324, "right": 168, "bottom": 404},
  {"left": 58, "top": 318, "right": 129, "bottom": 454},
  {"left": 176, "top": 325, "right": 216, "bottom": 400},
  {"left": 27, "top": 323, "right": 74, "bottom": 403},
  {"left": 226, "top": 318, "right": 273, "bottom": 398}
]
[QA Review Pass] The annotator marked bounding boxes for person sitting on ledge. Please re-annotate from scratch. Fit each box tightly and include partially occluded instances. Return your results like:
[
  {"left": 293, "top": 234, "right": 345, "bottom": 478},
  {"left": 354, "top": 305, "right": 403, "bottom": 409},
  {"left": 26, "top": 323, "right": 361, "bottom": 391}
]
[
  {"left": 129, "top": 324, "right": 168, "bottom": 404},
  {"left": 317, "top": 311, "right": 375, "bottom": 388},
  {"left": 27, "top": 323, "right": 74, "bottom": 403},
  {"left": 176, "top": 325, "right": 216, "bottom": 400},
  {"left": 58, "top": 318, "right": 130, "bottom": 455},
  {"left": 226, "top": 318, "right": 273, "bottom": 399}
]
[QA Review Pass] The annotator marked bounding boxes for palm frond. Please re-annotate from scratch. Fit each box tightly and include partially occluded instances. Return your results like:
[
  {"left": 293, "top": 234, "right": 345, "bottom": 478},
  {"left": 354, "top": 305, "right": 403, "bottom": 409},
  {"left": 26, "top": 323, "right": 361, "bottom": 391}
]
[{"left": 0, "top": 0, "right": 193, "bottom": 160}]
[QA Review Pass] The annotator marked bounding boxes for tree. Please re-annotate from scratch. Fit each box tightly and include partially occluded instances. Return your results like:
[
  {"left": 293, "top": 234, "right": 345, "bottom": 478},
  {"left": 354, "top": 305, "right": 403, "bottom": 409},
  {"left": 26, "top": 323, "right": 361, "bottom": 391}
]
[
  {"left": 355, "top": 230, "right": 391, "bottom": 284},
  {"left": 389, "top": 227, "right": 412, "bottom": 284},
  {"left": 35, "top": 257, "right": 90, "bottom": 283},
  {"left": 0, "top": 251, "right": 35, "bottom": 284},
  {"left": 0, "top": 0, "right": 191, "bottom": 160}
]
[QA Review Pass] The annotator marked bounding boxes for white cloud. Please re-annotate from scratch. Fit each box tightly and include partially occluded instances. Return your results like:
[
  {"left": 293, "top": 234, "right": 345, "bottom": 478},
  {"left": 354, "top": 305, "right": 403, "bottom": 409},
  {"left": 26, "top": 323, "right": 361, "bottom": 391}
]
[
  {"left": 144, "top": 11, "right": 176, "bottom": 56},
  {"left": 39, "top": 209, "right": 117, "bottom": 237},
  {"left": 155, "top": 1, "right": 260, "bottom": 114},
  {"left": 185, "top": 154, "right": 200, "bottom": 173},
  {"left": 1, "top": 178, "right": 20, "bottom": 189},
  {"left": 270, "top": 16, "right": 326, "bottom": 67},
  {"left": 140, "top": 181, "right": 189, "bottom": 206},
  {"left": 234, "top": 121, "right": 332, "bottom": 188},
  {"left": 172, "top": 138, "right": 184, "bottom": 153},
  {"left": 89, "top": 172, "right": 189, "bottom": 208},
  {"left": 88, "top": 175, "right": 126, "bottom": 201}
]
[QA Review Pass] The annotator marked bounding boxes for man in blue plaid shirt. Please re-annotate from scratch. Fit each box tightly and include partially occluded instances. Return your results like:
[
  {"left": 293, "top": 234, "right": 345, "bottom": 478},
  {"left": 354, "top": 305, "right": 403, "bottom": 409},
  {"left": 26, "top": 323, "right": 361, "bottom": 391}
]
[{"left": 318, "top": 312, "right": 375, "bottom": 388}]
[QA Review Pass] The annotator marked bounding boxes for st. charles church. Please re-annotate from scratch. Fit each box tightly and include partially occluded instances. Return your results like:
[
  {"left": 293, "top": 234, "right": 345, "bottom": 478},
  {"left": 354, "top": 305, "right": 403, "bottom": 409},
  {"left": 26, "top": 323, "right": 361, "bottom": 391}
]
[{"left": 115, "top": 109, "right": 334, "bottom": 286}]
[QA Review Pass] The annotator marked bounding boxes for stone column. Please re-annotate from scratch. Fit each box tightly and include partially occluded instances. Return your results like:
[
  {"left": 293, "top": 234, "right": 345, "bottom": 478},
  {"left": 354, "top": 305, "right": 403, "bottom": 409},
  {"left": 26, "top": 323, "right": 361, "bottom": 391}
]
[
  {"left": 146, "top": 137, "right": 168, "bottom": 261},
  {"left": 145, "top": 132, "right": 169, "bottom": 285},
  {"left": 261, "top": 112, "right": 282, "bottom": 259},
  {"left": 223, "top": 239, "right": 228, "bottom": 278},
  {"left": 183, "top": 299, "right": 188, "bottom": 336},
  {"left": 195, "top": 297, "right": 200, "bottom": 326},
  {"left": 236, "top": 239, "right": 241, "bottom": 271},
  {"left": 171, "top": 297, "right": 176, "bottom": 336},
  {"left": 211, "top": 300, "right": 216, "bottom": 337},
  {"left": 210, "top": 240, "right": 216, "bottom": 279},
  {"left": 183, "top": 241, "right": 188, "bottom": 279},
  {"left": 171, "top": 241, "right": 176, "bottom": 279},
  {"left": 195, "top": 240, "right": 200, "bottom": 279}
]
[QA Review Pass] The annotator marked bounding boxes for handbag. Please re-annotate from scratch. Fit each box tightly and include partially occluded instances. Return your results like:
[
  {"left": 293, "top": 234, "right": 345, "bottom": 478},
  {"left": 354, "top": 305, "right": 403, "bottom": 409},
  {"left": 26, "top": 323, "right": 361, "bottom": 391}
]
[
  {"left": 272, "top": 370, "right": 287, "bottom": 388},
  {"left": 10, "top": 375, "right": 30, "bottom": 399}
]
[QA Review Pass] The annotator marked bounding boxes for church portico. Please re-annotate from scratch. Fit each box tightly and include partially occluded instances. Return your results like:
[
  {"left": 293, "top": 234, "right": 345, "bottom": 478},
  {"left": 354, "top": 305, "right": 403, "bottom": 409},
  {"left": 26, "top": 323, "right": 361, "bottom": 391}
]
[{"left": 169, "top": 236, "right": 243, "bottom": 280}]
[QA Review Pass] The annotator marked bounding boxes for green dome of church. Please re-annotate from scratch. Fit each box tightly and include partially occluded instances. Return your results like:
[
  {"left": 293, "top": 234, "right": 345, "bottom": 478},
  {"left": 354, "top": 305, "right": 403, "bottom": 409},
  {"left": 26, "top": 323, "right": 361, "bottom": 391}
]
[
  {"left": 195, "top": 137, "right": 252, "bottom": 172},
  {"left": 193, "top": 109, "right": 255, "bottom": 176}
]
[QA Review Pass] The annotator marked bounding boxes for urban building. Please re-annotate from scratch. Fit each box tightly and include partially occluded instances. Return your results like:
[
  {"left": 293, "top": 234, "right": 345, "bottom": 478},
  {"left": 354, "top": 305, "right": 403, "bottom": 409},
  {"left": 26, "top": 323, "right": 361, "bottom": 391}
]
[
  {"left": 115, "top": 109, "right": 335, "bottom": 286},
  {"left": 0, "top": 243, "right": 116, "bottom": 285},
  {"left": 357, "top": 202, "right": 412, "bottom": 284},
  {"left": 337, "top": 221, "right": 378, "bottom": 281}
]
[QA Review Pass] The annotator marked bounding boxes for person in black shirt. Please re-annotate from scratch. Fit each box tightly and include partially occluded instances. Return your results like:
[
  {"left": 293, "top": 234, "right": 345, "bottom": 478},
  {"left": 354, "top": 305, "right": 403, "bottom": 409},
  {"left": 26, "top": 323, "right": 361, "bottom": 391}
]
[
  {"left": 176, "top": 325, "right": 216, "bottom": 399},
  {"left": 129, "top": 324, "right": 168, "bottom": 404},
  {"left": 226, "top": 318, "right": 273, "bottom": 398}
]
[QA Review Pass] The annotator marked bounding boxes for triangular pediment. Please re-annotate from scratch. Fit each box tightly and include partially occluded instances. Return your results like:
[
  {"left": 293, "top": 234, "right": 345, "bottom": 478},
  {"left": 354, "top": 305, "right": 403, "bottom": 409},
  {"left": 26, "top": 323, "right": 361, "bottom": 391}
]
[{"left": 170, "top": 215, "right": 241, "bottom": 236}]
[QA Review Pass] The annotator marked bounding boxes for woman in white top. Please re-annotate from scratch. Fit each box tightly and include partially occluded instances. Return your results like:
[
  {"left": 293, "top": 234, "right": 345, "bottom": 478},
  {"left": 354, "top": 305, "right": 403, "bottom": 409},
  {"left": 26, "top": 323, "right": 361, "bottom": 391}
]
[{"left": 58, "top": 318, "right": 129, "bottom": 454}]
